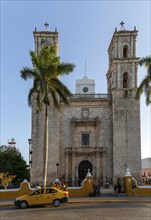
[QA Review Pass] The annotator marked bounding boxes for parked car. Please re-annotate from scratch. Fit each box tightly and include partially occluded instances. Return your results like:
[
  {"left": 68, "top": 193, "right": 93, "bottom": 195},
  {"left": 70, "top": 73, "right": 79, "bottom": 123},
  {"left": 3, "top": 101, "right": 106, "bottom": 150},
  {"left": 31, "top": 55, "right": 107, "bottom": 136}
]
[{"left": 14, "top": 187, "right": 69, "bottom": 208}]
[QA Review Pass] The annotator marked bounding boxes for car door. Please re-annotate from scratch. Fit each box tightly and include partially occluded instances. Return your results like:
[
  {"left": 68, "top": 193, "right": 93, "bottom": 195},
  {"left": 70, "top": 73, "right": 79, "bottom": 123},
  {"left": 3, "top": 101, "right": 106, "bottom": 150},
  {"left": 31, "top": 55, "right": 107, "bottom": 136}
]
[
  {"left": 27, "top": 189, "right": 47, "bottom": 206},
  {"left": 46, "top": 188, "right": 58, "bottom": 204}
]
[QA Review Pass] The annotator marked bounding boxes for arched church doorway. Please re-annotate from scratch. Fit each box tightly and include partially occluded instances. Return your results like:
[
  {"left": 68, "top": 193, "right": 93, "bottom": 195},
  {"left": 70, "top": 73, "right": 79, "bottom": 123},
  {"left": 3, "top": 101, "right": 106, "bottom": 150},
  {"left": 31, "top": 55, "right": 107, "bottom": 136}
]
[{"left": 78, "top": 160, "right": 92, "bottom": 185}]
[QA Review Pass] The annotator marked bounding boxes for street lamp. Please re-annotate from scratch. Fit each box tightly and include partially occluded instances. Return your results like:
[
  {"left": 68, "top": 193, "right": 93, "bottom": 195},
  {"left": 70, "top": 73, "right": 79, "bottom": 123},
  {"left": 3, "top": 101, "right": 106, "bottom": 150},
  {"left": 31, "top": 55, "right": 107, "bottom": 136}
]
[
  {"left": 28, "top": 139, "right": 32, "bottom": 169},
  {"left": 56, "top": 163, "right": 59, "bottom": 178}
]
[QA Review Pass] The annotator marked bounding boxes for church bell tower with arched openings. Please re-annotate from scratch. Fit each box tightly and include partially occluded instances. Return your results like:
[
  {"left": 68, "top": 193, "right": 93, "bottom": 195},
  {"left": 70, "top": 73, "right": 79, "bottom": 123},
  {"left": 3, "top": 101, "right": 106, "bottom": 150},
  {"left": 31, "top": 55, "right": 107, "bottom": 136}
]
[{"left": 106, "top": 22, "right": 141, "bottom": 182}]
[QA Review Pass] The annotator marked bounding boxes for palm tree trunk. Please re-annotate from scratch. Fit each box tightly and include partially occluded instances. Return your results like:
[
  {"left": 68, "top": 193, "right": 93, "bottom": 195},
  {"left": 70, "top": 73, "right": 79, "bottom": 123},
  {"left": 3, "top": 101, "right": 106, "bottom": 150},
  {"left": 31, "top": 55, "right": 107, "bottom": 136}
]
[{"left": 43, "top": 104, "right": 49, "bottom": 187}]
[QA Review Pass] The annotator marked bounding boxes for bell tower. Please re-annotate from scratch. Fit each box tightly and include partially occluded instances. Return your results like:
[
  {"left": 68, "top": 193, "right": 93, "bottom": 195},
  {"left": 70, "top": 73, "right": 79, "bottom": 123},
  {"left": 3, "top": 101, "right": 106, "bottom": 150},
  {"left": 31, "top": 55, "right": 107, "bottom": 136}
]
[
  {"left": 107, "top": 22, "right": 141, "bottom": 182},
  {"left": 33, "top": 22, "right": 58, "bottom": 55},
  {"left": 107, "top": 21, "right": 139, "bottom": 92}
]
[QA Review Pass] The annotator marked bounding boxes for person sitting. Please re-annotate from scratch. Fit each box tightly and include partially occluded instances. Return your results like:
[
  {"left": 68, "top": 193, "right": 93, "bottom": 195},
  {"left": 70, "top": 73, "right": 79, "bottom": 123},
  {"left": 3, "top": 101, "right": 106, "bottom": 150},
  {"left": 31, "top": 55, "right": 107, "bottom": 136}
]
[
  {"left": 114, "top": 184, "right": 118, "bottom": 195},
  {"left": 61, "top": 181, "right": 67, "bottom": 191},
  {"left": 38, "top": 189, "right": 44, "bottom": 194},
  {"left": 104, "top": 181, "right": 109, "bottom": 189},
  {"left": 93, "top": 183, "right": 100, "bottom": 196},
  {"left": 132, "top": 177, "right": 137, "bottom": 196},
  {"left": 117, "top": 182, "right": 121, "bottom": 193}
]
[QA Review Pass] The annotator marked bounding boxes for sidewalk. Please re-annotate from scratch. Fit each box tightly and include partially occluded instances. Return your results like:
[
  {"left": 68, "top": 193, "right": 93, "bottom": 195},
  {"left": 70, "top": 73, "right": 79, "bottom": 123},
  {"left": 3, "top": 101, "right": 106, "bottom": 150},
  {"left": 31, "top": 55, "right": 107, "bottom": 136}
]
[
  {"left": 69, "top": 194, "right": 151, "bottom": 204},
  {"left": 1, "top": 194, "right": 151, "bottom": 207}
]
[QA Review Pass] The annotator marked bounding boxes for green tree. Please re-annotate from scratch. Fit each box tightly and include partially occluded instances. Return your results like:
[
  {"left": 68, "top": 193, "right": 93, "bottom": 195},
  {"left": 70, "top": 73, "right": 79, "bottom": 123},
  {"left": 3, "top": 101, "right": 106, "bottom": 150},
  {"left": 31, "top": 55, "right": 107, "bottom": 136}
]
[
  {"left": 135, "top": 56, "right": 151, "bottom": 105},
  {"left": 0, "top": 146, "right": 29, "bottom": 186},
  {"left": 20, "top": 45, "right": 75, "bottom": 187}
]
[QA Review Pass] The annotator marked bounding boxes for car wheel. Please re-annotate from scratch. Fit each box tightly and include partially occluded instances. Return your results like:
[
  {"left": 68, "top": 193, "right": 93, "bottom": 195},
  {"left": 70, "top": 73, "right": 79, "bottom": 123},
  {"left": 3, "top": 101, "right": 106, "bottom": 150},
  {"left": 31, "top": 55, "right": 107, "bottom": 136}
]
[
  {"left": 20, "top": 201, "right": 28, "bottom": 209},
  {"left": 53, "top": 199, "right": 60, "bottom": 207}
]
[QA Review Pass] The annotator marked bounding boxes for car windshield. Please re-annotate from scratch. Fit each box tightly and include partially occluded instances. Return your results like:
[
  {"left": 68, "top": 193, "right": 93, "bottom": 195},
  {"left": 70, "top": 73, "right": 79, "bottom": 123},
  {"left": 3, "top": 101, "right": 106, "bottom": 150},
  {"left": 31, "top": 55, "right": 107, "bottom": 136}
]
[
  {"left": 46, "top": 188, "right": 57, "bottom": 194},
  {"left": 29, "top": 189, "right": 44, "bottom": 196},
  {"left": 29, "top": 187, "right": 58, "bottom": 196}
]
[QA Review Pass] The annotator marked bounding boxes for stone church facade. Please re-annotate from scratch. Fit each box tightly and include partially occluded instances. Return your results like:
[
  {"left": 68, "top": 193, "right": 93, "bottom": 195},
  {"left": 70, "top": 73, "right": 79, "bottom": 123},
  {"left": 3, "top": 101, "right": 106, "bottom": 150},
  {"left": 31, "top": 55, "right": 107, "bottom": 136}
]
[{"left": 30, "top": 23, "right": 141, "bottom": 186}]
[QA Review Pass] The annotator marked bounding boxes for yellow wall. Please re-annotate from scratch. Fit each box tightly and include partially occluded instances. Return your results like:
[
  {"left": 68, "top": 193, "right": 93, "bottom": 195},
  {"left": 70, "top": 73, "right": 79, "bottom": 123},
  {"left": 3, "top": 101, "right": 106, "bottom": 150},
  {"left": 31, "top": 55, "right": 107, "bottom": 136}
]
[
  {"left": 0, "top": 181, "right": 34, "bottom": 200},
  {"left": 124, "top": 176, "right": 151, "bottom": 196},
  {"left": 67, "top": 176, "right": 94, "bottom": 197},
  {"left": 1, "top": 174, "right": 150, "bottom": 200},
  {"left": 0, "top": 176, "right": 94, "bottom": 200}
]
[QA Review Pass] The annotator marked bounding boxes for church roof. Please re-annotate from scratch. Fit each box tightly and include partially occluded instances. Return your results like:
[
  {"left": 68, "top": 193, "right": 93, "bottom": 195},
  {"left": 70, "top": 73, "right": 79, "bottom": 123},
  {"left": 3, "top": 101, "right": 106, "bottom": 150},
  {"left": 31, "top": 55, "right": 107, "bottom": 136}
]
[{"left": 76, "top": 75, "right": 95, "bottom": 85}]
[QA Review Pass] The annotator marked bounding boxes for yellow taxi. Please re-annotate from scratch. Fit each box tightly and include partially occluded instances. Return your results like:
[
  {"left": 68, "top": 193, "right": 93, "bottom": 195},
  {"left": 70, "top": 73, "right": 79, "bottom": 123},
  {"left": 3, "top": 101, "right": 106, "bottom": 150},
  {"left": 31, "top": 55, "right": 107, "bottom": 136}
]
[{"left": 14, "top": 187, "right": 69, "bottom": 208}]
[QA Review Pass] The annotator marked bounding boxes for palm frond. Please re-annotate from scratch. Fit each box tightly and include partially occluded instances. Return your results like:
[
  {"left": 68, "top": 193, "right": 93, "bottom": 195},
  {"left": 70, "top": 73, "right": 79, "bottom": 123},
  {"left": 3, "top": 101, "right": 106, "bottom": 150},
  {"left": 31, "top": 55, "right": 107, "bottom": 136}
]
[
  {"left": 28, "top": 87, "right": 36, "bottom": 107},
  {"left": 49, "top": 78, "right": 72, "bottom": 96},
  {"left": 136, "top": 55, "right": 151, "bottom": 106},
  {"left": 139, "top": 56, "right": 151, "bottom": 68},
  {"left": 57, "top": 63, "right": 75, "bottom": 76},
  {"left": 49, "top": 88, "right": 60, "bottom": 110},
  {"left": 136, "top": 77, "right": 148, "bottom": 99},
  {"left": 21, "top": 44, "right": 75, "bottom": 110},
  {"left": 20, "top": 67, "right": 37, "bottom": 80}
]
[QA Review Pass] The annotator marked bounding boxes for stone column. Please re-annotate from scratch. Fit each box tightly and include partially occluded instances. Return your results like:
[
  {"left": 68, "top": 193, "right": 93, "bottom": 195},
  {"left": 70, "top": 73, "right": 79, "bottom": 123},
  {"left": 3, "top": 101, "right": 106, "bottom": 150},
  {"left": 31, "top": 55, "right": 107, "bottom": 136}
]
[
  {"left": 117, "top": 64, "right": 121, "bottom": 88},
  {"left": 96, "top": 152, "right": 100, "bottom": 180},
  {"left": 103, "top": 151, "right": 106, "bottom": 184},
  {"left": 117, "top": 36, "right": 119, "bottom": 59},
  {"left": 135, "top": 63, "right": 138, "bottom": 88},
  {"left": 72, "top": 152, "right": 75, "bottom": 186},
  {"left": 114, "top": 39, "right": 117, "bottom": 58},
  {"left": 65, "top": 151, "right": 69, "bottom": 183},
  {"left": 131, "top": 62, "right": 135, "bottom": 88},
  {"left": 95, "top": 119, "right": 100, "bottom": 148},
  {"left": 118, "top": 37, "right": 122, "bottom": 59},
  {"left": 131, "top": 36, "right": 133, "bottom": 58}
]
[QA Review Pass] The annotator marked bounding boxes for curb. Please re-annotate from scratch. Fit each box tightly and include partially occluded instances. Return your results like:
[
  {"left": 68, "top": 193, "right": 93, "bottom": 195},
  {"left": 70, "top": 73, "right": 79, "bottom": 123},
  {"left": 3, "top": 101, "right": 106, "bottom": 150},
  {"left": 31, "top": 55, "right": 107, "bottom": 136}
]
[{"left": 68, "top": 200, "right": 151, "bottom": 204}]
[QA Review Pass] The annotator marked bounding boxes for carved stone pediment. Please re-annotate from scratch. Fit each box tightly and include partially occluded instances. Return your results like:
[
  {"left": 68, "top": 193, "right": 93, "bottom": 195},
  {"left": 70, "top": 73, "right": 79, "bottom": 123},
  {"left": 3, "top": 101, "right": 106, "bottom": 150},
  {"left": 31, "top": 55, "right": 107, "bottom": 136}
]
[{"left": 71, "top": 117, "right": 100, "bottom": 126}]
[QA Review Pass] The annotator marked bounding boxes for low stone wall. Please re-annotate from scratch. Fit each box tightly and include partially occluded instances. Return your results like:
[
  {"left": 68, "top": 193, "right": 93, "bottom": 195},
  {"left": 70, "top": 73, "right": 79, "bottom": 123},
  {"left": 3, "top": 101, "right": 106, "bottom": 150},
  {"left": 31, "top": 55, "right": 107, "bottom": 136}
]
[
  {"left": 0, "top": 174, "right": 94, "bottom": 200},
  {"left": 2, "top": 170, "right": 150, "bottom": 199},
  {"left": 67, "top": 176, "right": 94, "bottom": 197},
  {"left": 124, "top": 175, "right": 151, "bottom": 196},
  {"left": 0, "top": 180, "right": 34, "bottom": 200}
]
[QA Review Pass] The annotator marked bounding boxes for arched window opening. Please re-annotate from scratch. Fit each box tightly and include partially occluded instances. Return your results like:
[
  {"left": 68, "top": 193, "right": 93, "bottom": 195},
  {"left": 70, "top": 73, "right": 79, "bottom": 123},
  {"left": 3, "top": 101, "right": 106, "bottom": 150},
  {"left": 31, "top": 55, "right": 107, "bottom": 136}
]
[
  {"left": 123, "top": 72, "right": 129, "bottom": 88},
  {"left": 78, "top": 160, "right": 92, "bottom": 185},
  {"left": 123, "top": 45, "right": 128, "bottom": 58}
]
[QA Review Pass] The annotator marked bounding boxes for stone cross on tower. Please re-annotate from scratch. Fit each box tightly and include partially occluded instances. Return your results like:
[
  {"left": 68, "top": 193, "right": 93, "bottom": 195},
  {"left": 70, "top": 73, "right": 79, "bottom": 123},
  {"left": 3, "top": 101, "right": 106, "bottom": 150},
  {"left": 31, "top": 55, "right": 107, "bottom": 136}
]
[
  {"left": 120, "top": 21, "right": 125, "bottom": 31},
  {"left": 44, "top": 22, "right": 49, "bottom": 31}
]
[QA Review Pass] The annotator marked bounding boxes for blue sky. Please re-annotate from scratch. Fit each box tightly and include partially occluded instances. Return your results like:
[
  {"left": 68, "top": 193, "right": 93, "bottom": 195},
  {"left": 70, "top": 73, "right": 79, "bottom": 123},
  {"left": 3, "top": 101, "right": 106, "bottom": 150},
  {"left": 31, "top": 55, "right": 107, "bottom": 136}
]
[{"left": 1, "top": 0, "right": 151, "bottom": 163}]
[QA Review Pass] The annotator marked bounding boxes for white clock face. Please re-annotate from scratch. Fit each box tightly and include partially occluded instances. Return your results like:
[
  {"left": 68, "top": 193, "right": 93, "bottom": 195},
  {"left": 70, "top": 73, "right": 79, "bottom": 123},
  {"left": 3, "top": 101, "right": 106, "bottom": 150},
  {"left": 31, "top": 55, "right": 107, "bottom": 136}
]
[{"left": 83, "top": 87, "right": 88, "bottom": 93}]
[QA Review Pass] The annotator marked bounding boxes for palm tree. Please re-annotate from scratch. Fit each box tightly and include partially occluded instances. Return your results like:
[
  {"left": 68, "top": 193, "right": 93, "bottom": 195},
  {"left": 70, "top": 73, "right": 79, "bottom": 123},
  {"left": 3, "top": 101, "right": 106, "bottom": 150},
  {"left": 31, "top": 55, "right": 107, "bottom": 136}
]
[
  {"left": 20, "top": 45, "right": 75, "bottom": 187},
  {"left": 135, "top": 56, "right": 151, "bottom": 106}
]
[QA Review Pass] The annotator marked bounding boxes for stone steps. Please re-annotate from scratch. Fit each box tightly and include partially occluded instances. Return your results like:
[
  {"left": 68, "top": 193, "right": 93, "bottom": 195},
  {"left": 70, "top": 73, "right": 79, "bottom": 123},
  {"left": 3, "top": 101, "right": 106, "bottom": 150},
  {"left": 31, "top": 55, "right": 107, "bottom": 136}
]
[{"left": 100, "top": 186, "right": 114, "bottom": 195}]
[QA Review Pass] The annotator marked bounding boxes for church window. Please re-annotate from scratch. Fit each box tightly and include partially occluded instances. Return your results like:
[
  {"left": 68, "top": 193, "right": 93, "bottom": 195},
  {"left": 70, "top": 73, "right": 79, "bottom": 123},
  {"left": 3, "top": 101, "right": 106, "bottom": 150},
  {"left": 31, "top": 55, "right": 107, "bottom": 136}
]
[
  {"left": 81, "top": 133, "right": 90, "bottom": 146},
  {"left": 123, "top": 45, "right": 128, "bottom": 58},
  {"left": 123, "top": 72, "right": 129, "bottom": 88}
]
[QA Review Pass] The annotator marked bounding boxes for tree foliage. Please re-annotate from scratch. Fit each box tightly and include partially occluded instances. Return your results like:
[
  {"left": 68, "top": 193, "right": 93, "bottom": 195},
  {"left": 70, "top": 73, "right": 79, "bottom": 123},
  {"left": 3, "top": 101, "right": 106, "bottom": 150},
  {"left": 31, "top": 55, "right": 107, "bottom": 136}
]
[
  {"left": 0, "top": 145, "right": 29, "bottom": 186},
  {"left": 136, "top": 56, "right": 151, "bottom": 106},
  {"left": 20, "top": 45, "right": 75, "bottom": 111}
]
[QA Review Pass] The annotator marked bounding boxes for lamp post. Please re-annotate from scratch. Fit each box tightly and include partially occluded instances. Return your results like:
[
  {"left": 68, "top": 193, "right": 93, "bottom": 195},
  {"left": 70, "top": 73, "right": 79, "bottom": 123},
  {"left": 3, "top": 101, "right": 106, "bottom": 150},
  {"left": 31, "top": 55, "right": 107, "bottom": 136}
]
[
  {"left": 28, "top": 139, "right": 32, "bottom": 169},
  {"left": 56, "top": 163, "right": 59, "bottom": 178}
]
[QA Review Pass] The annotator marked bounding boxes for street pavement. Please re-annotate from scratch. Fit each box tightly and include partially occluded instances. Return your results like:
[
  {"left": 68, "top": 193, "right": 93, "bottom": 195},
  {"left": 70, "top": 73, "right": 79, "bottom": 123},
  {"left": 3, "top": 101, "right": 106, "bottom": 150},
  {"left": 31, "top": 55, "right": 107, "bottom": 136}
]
[{"left": 1, "top": 202, "right": 151, "bottom": 220}]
